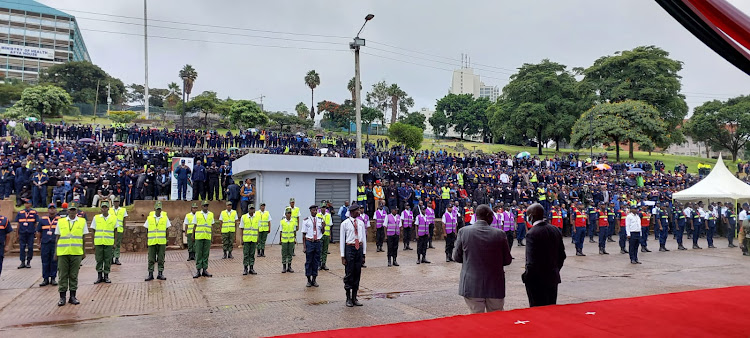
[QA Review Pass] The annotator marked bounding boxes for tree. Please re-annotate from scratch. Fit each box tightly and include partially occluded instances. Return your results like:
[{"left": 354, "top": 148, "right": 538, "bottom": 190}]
[
  {"left": 387, "top": 83, "right": 414, "bottom": 124},
  {"left": 360, "top": 106, "right": 384, "bottom": 140},
  {"left": 40, "top": 61, "right": 126, "bottom": 105},
  {"left": 489, "top": 60, "right": 584, "bottom": 155},
  {"left": 295, "top": 102, "right": 308, "bottom": 119},
  {"left": 268, "top": 111, "right": 311, "bottom": 132},
  {"left": 347, "top": 77, "right": 361, "bottom": 102},
  {"left": 399, "top": 111, "right": 426, "bottom": 130},
  {"left": 228, "top": 100, "right": 268, "bottom": 130},
  {"left": 686, "top": 95, "right": 750, "bottom": 161},
  {"left": 179, "top": 65, "right": 198, "bottom": 102},
  {"left": 428, "top": 110, "right": 450, "bottom": 139},
  {"left": 581, "top": 45, "right": 688, "bottom": 149},
  {"left": 165, "top": 82, "right": 181, "bottom": 110},
  {"left": 0, "top": 82, "right": 27, "bottom": 106},
  {"left": 304, "top": 70, "right": 320, "bottom": 119},
  {"left": 365, "top": 81, "right": 390, "bottom": 120},
  {"left": 570, "top": 101, "right": 666, "bottom": 161},
  {"left": 126, "top": 83, "right": 145, "bottom": 105},
  {"left": 190, "top": 91, "right": 221, "bottom": 129},
  {"left": 108, "top": 110, "right": 140, "bottom": 123},
  {"left": 388, "top": 122, "right": 423, "bottom": 150},
  {"left": 11, "top": 85, "right": 72, "bottom": 122},
  {"left": 148, "top": 88, "right": 169, "bottom": 107},
  {"left": 318, "top": 100, "right": 354, "bottom": 132},
  {"left": 435, "top": 93, "right": 479, "bottom": 140}
]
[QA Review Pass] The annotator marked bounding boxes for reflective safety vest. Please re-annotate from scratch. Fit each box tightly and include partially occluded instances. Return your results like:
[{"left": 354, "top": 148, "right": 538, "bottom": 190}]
[
  {"left": 619, "top": 210, "right": 627, "bottom": 226},
  {"left": 241, "top": 214, "right": 258, "bottom": 243},
  {"left": 57, "top": 217, "right": 86, "bottom": 256},
  {"left": 220, "top": 210, "right": 237, "bottom": 233},
  {"left": 357, "top": 186, "right": 366, "bottom": 202},
  {"left": 255, "top": 210, "right": 270, "bottom": 232},
  {"left": 551, "top": 211, "right": 562, "bottom": 228},
  {"left": 288, "top": 206, "right": 300, "bottom": 227},
  {"left": 598, "top": 211, "right": 608, "bottom": 226},
  {"left": 457, "top": 173, "right": 464, "bottom": 186},
  {"left": 374, "top": 186, "right": 384, "bottom": 200},
  {"left": 641, "top": 213, "right": 650, "bottom": 227},
  {"left": 517, "top": 211, "right": 526, "bottom": 224},
  {"left": 464, "top": 207, "right": 473, "bottom": 224},
  {"left": 537, "top": 188, "right": 546, "bottom": 201},
  {"left": 529, "top": 172, "right": 538, "bottom": 183},
  {"left": 318, "top": 212, "right": 332, "bottom": 236},
  {"left": 185, "top": 212, "right": 197, "bottom": 234},
  {"left": 443, "top": 212, "right": 456, "bottom": 234},
  {"left": 195, "top": 211, "right": 214, "bottom": 240},
  {"left": 93, "top": 214, "right": 116, "bottom": 246},
  {"left": 281, "top": 218, "right": 295, "bottom": 243},
  {"left": 146, "top": 214, "right": 168, "bottom": 246},
  {"left": 575, "top": 210, "right": 587, "bottom": 227},
  {"left": 110, "top": 207, "right": 127, "bottom": 233},
  {"left": 441, "top": 187, "right": 451, "bottom": 200}
]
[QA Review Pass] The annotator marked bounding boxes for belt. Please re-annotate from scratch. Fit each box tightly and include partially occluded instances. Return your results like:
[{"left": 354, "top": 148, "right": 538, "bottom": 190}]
[
  {"left": 346, "top": 243, "right": 360, "bottom": 247},
  {"left": 305, "top": 239, "right": 320, "bottom": 242}
]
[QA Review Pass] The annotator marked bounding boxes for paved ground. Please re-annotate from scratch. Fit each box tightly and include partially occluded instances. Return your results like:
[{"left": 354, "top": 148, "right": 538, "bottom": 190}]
[{"left": 0, "top": 238, "right": 748, "bottom": 337}]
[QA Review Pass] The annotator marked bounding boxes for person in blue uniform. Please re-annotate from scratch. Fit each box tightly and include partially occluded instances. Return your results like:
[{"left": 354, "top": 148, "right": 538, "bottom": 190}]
[
  {"left": 723, "top": 203, "right": 738, "bottom": 248},
  {"left": 587, "top": 202, "right": 598, "bottom": 243},
  {"left": 0, "top": 214, "right": 12, "bottom": 277},
  {"left": 37, "top": 204, "right": 59, "bottom": 286},
  {"left": 14, "top": 200, "right": 38, "bottom": 268},
  {"left": 607, "top": 202, "right": 617, "bottom": 243},
  {"left": 673, "top": 202, "right": 687, "bottom": 250},
  {"left": 657, "top": 203, "right": 670, "bottom": 252}
]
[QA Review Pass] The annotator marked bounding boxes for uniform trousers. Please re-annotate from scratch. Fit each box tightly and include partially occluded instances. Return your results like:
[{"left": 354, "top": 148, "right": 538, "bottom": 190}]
[
  {"left": 692, "top": 225, "right": 703, "bottom": 246},
  {"left": 598, "top": 225, "right": 608, "bottom": 249},
  {"left": 147, "top": 244, "right": 166, "bottom": 272},
  {"left": 187, "top": 233, "right": 195, "bottom": 254},
  {"left": 573, "top": 226, "right": 586, "bottom": 250},
  {"left": 417, "top": 234, "right": 428, "bottom": 257},
  {"left": 608, "top": 221, "right": 616, "bottom": 239},
  {"left": 402, "top": 227, "right": 412, "bottom": 246},
  {"left": 281, "top": 242, "right": 294, "bottom": 264},
  {"left": 387, "top": 234, "right": 400, "bottom": 258},
  {"left": 445, "top": 232, "right": 456, "bottom": 256},
  {"left": 428, "top": 224, "right": 435, "bottom": 246},
  {"left": 675, "top": 222, "right": 685, "bottom": 246},
  {"left": 516, "top": 223, "right": 526, "bottom": 242},
  {"left": 618, "top": 227, "right": 628, "bottom": 250},
  {"left": 94, "top": 245, "right": 113, "bottom": 274},
  {"left": 640, "top": 226, "right": 649, "bottom": 248},
  {"left": 40, "top": 242, "right": 57, "bottom": 279},
  {"left": 321, "top": 235, "right": 330, "bottom": 265},
  {"left": 706, "top": 226, "right": 715, "bottom": 246},
  {"left": 195, "top": 239, "right": 211, "bottom": 270},
  {"left": 257, "top": 231, "right": 269, "bottom": 251},
  {"left": 727, "top": 222, "right": 736, "bottom": 245},
  {"left": 243, "top": 242, "right": 257, "bottom": 267},
  {"left": 629, "top": 232, "right": 641, "bottom": 262},
  {"left": 221, "top": 232, "right": 234, "bottom": 253},
  {"left": 57, "top": 255, "right": 83, "bottom": 292},
  {"left": 376, "top": 227, "right": 385, "bottom": 248},
  {"left": 18, "top": 232, "right": 34, "bottom": 263},
  {"left": 208, "top": 179, "right": 220, "bottom": 200},
  {"left": 305, "top": 240, "right": 321, "bottom": 276},
  {"left": 464, "top": 297, "right": 504, "bottom": 313},
  {"left": 114, "top": 231, "right": 123, "bottom": 259},
  {"left": 505, "top": 230, "right": 515, "bottom": 248},
  {"left": 343, "top": 245, "right": 363, "bottom": 291},
  {"left": 658, "top": 223, "right": 669, "bottom": 246}
]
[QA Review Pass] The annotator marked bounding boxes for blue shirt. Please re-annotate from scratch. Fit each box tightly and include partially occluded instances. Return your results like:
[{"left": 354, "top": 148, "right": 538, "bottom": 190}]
[
  {"left": 14, "top": 209, "right": 38, "bottom": 234},
  {"left": 192, "top": 165, "right": 206, "bottom": 181},
  {"left": 36, "top": 215, "right": 59, "bottom": 244},
  {"left": 0, "top": 216, "right": 12, "bottom": 246}
]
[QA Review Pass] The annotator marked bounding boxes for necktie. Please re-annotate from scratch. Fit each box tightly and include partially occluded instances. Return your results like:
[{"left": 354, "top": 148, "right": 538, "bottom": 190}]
[
  {"left": 352, "top": 218, "right": 360, "bottom": 250},
  {"left": 313, "top": 218, "right": 318, "bottom": 240}
]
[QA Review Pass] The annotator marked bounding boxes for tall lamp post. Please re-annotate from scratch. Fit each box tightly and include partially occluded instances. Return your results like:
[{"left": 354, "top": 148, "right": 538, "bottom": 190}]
[
  {"left": 181, "top": 76, "right": 187, "bottom": 151},
  {"left": 350, "top": 14, "right": 374, "bottom": 159}
]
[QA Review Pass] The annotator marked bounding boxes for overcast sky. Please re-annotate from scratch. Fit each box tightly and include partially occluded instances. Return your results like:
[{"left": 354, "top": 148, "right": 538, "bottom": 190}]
[{"left": 38, "top": 0, "right": 750, "bottom": 115}]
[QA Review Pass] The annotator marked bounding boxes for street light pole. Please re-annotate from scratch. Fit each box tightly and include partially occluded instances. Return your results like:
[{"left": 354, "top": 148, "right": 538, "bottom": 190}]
[
  {"left": 351, "top": 14, "right": 374, "bottom": 159},
  {"left": 144, "top": 0, "right": 150, "bottom": 119}
]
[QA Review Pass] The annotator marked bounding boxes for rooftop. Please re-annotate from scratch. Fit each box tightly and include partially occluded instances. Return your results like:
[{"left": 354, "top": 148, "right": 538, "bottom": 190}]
[
  {"left": 1, "top": 0, "right": 73, "bottom": 18},
  {"left": 232, "top": 153, "right": 369, "bottom": 175}
]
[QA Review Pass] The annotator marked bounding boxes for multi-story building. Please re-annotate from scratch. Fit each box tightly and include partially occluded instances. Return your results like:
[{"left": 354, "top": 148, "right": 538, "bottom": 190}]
[
  {"left": 479, "top": 83, "right": 499, "bottom": 102},
  {"left": 0, "top": 0, "right": 90, "bottom": 83},
  {"left": 450, "top": 66, "right": 499, "bottom": 102}
]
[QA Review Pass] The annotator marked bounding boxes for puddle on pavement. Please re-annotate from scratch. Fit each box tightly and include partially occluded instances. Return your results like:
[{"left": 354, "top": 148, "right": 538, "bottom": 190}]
[
  {"left": 308, "top": 300, "right": 331, "bottom": 305},
  {"left": 364, "top": 291, "right": 413, "bottom": 300}
]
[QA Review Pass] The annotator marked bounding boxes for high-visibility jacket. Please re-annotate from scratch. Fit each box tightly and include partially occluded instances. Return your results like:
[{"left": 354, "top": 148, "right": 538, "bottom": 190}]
[
  {"left": 464, "top": 207, "right": 474, "bottom": 224},
  {"left": 619, "top": 210, "right": 627, "bottom": 227},
  {"left": 374, "top": 186, "right": 384, "bottom": 200},
  {"left": 288, "top": 206, "right": 300, "bottom": 227},
  {"left": 516, "top": 211, "right": 526, "bottom": 224},
  {"left": 93, "top": 214, "right": 116, "bottom": 246},
  {"left": 598, "top": 211, "right": 608, "bottom": 227},
  {"left": 195, "top": 211, "right": 214, "bottom": 240},
  {"left": 281, "top": 218, "right": 295, "bottom": 243},
  {"left": 146, "top": 214, "right": 168, "bottom": 246},
  {"left": 441, "top": 187, "right": 451, "bottom": 200},
  {"left": 318, "top": 212, "right": 332, "bottom": 236},
  {"left": 57, "top": 217, "right": 86, "bottom": 256},
  {"left": 529, "top": 172, "right": 538, "bottom": 183},
  {"left": 574, "top": 209, "right": 587, "bottom": 227},
  {"left": 357, "top": 186, "right": 367, "bottom": 202},
  {"left": 457, "top": 173, "right": 464, "bottom": 186},
  {"left": 551, "top": 211, "right": 563, "bottom": 228},
  {"left": 219, "top": 210, "right": 237, "bottom": 233},
  {"left": 185, "top": 212, "right": 197, "bottom": 234},
  {"left": 641, "top": 213, "right": 651, "bottom": 227},
  {"left": 254, "top": 210, "right": 271, "bottom": 232},
  {"left": 537, "top": 187, "right": 546, "bottom": 201},
  {"left": 110, "top": 207, "right": 127, "bottom": 233},
  {"left": 241, "top": 214, "right": 258, "bottom": 243}
]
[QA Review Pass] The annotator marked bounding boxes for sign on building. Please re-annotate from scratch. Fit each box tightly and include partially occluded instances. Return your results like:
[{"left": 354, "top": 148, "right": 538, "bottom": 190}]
[{"left": 0, "top": 43, "right": 55, "bottom": 60}]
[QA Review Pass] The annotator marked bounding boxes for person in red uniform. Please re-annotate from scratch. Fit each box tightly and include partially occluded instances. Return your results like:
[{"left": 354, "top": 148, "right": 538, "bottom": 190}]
[
  {"left": 572, "top": 202, "right": 588, "bottom": 256},
  {"left": 549, "top": 205, "right": 563, "bottom": 230},
  {"left": 618, "top": 208, "right": 629, "bottom": 254},
  {"left": 597, "top": 204, "right": 610, "bottom": 255}
]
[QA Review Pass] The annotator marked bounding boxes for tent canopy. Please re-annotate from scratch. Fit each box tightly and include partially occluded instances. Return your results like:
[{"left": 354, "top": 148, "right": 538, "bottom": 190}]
[{"left": 672, "top": 154, "right": 750, "bottom": 203}]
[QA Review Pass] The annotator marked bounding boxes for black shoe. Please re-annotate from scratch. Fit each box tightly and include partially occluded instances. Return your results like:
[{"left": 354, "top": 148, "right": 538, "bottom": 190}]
[
  {"left": 50, "top": 278, "right": 58, "bottom": 286},
  {"left": 306, "top": 277, "right": 313, "bottom": 287},
  {"left": 351, "top": 290, "right": 363, "bottom": 306},
  {"left": 68, "top": 291, "right": 80, "bottom": 305},
  {"left": 708, "top": 245, "right": 716, "bottom": 248},
  {"left": 58, "top": 292, "right": 66, "bottom": 306},
  {"left": 642, "top": 248, "right": 652, "bottom": 253},
  {"left": 223, "top": 251, "right": 227, "bottom": 259},
  {"left": 249, "top": 266, "right": 257, "bottom": 275},
  {"left": 518, "top": 242, "right": 525, "bottom": 247},
  {"left": 678, "top": 245, "right": 687, "bottom": 250},
  {"left": 312, "top": 276, "right": 319, "bottom": 287},
  {"left": 228, "top": 252, "right": 233, "bottom": 259},
  {"left": 729, "top": 244, "right": 737, "bottom": 248},
  {"left": 421, "top": 255, "right": 431, "bottom": 264},
  {"left": 589, "top": 239, "right": 596, "bottom": 243},
  {"left": 659, "top": 247, "right": 667, "bottom": 252},
  {"left": 243, "top": 266, "right": 248, "bottom": 275},
  {"left": 576, "top": 250, "right": 586, "bottom": 256},
  {"left": 145, "top": 272, "right": 154, "bottom": 281},
  {"left": 620, "top": 249, "right": 627, "bottom": 254},
  {"left": 282, "top": 264, "right": 287, "bottom": 273},
  {"left": 346, "top": 290, "right": 353, "bottom": 307},
  {"left": 104, "top": 274, "right": 112, "bottom": 283},
  {"left": 428, "top": 245, "right": 435, "bottom": 249},
  {"left": 292, "top": 253, "right": 296, "bottom": 256},
  {"left": 744, "top": 252, "right": 750, "bottom": 256},
  {"left": 287, "top": 265, "right": 294, "bottom": 273},
  {"left": 39, "top": 278, "right": 49, "bottom": 287},
  {"left": 25, "top": 261, "right": 31, "bottom": 268},
  {"left": 17, "top": 262, "right": 25, "bottom": 269},
  {"left": 115, "top": 258, "right": 121, "bottom": 265},
  {"left": 193, "top": 270, "right": 201, "bottom": 278},
  {"left": 388, "top": 257, "right": 393, "bottom": 267},
  {"left": 321, "top": 264, "right": 329, "bottom": 271},
  {"left": 607, "top": 238, "right": 615, "bottom": 242},
  {"left": 630, "top": 260, "right": 638, "bottom": 264},
  {"left": 95, "top": 272, "right": 103, "bottom": 284},
  {"left": 693, "top": 245, "right": 702, "bottom": 249},
  {"left": 202, "top": 269, "right": 212, "bottom": 277},
  {"left": 602, "top": 249, "right": 609, "bottom": 255},
  {"left": 392, "top": 258, "right": 399, "bottom": 266},
  {"left": 156, "top": 272, "right": 166, "bottom": 280},
  {"left": 417, "top": 258, "right": 421, "bottom": 264}
]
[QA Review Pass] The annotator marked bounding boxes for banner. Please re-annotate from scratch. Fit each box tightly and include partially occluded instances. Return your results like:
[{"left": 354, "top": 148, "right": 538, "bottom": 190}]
[
  {"left": 0, "top": 43, "right": 54, "bottom": 60},
  {"left": 171, "top": 157, "right": 194, "bottom": 200}
]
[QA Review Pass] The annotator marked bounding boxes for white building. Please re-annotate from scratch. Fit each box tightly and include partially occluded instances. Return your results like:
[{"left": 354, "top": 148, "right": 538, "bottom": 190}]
[
  {"left": 479, "top": 83, "right": 499, "bottom": 102},
  {"left": 450, "top": 67, "right": 481, "bottom": 98},
  {"left": 231, "top": 153, "right": 369, "bottom": 244}
]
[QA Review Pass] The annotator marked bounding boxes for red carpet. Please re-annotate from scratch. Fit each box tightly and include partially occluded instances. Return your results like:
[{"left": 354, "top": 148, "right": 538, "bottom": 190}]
[{"left": 278, "top": 286, "right": 750, "bottom": 338}]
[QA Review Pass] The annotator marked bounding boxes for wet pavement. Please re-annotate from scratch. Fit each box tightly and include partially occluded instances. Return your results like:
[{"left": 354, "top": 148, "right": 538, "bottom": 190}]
[{"left": 0, "top": 239, "right": 748, "bottom": 337}]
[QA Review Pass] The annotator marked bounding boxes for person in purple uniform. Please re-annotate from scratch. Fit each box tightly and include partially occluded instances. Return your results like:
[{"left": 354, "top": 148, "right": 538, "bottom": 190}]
[
  {"left": 415, "top": 207, "right": 431, "bottom": 264},
  {"left": 400, "top": 205, "right": 414, "bottom": 251}
]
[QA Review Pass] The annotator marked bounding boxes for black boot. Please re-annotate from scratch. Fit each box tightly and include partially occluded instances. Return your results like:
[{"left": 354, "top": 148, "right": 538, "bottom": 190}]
[
  {"left": 388, "top": 256, "right": 392, "bottom": 267},
  {"left": 693, "top": 244, "right": 702, "bottom": 249},
  {"left": 417, "top": 255, "right": 421, "bottom": 264},
  {"left": 287, "top": 264, "right": 294, "bottom": 273},
  {"left": 306, "top": 276, "right": 313, "bottom": 287},
  {"left": 68, "top": 291, "right": 80, "bottom": 305},
  {"left": 346, "top": 289, "right": 353, "bottom": 307},
  {"left": 351, "top": 289, "right": 363, "bottom": 306},
  {"left": 228, "top": 251, "right": 233, "bottom": 259},
  {"left": 422, "top": 254, "right": 431, "bottom": 264},
  {"left": 58, "top": 292, "right": 66, "bottom": 306},
  {"left": 50, "top": 278, "right": 58, "bottom": 286},
  {"left": 678, "top": 244, "right": 687, "bottom": 250},
  {"left": 193, "top": 270, "right": 201, "bottom": 278},
  {"left": 104, "top": 274, "right": 111, "bottom": 283},
  {"left": 392, "top": 258, "right": 399, "bottom": 266},
  {"left": 115, "top": 258, "right": 121, "bottom": 265},
  {"left": 446, "top": 253, "right": 450, "bottom": 262},
  {"left": 518, "top": 239, "right": 525, "bottom": 246},
  {"left": 95, "top": 272, "right": 103, "bottom": 284},
  {"left": 39, "top": 278, "right": 49, "bottom": 287},
  {"left": 249, "top": 265, "right": 257, "bottom": 275},
  {"left": 223, "top": 251, "right": 227, "bottom": 259},
  {"left": 202, "top": 269, "right": 212, "bottom": 277},
  {"left": 321, "top": 263, "right": 329, "bottom": 271},
  {"left": 312, "top": 276, "right": 319, "bottom": 287},
  {"left": 282, "top": 264, "right": 287, "bottom": 273},
  {"left": 576, "top": 249, "right": 585, "bottom": 256},
  {"left": 145, "top": 272, "right": 154, "bottom": 281},
  {"left": 620, "top": 248, "right": 627, "bottom": 254},
  {"left": 243, "top": 265, "right": 248, "bottom": 275},
  {"left": 157, "top": 272, "right": 166, "bottom": 280}
]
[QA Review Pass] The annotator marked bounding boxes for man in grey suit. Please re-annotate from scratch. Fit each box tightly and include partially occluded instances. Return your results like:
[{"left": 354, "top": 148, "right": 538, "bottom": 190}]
[
  {"left": 453, "top": 204, "right": 513, "bottom": 313},
  {"left": 522, "top": 203, "right": 566, "bottom": 307}
]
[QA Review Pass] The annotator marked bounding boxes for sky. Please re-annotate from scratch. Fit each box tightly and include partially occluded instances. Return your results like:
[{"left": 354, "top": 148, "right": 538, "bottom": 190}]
[{"left": 31, "top": 0, "right": 750, "bottom": 115}]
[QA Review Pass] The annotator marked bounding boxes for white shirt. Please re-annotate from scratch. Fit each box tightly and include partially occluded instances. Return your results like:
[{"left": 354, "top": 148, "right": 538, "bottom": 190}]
[
  {"left": 683, "top": 207, "right": 693, "bottom": 218},
  {"left": 111, "top": 207, "right": 128, "bottom": 227},
  {"left": 698, "top": 208, "right": 708, "bottom": 220},
  {"left": 201, "top": 211, "right": 216, "bottom": 224},
  {"left": 339, "top": 217, "right": 366, "bottom": 257},
  {"left": 54, "top": 216, "right": 90, "bottom": 235},
  {"left": 219, "top": 210, "right": 238, "bottom": 222},
  {"left": 300, "top": 215, "right": 325, "bottom": 240},
  {"left": 625, "top": 213, "right": 641, "bottom": 235},
  {"left": 739, "top": 210, "right": 748, "bottom": 225},
  {"left": 89, "top": 214, "right": 122, "bottom": 230},
  {"left": 142, "top": 214, "right": 173, "bottom": 229},
  {"left": 499, "top": 173, "right": 509, "bottom": 184},
  {"left": 184, "top": 212, "right": 197, "bottom": 226},
  {"left": 238, "top": 213, "right": 256, "bottom": 229}
]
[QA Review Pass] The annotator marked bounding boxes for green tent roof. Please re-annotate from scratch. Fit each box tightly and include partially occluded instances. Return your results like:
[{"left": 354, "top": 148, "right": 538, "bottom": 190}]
[{"left": 1, "top": 0, "right": 73, "bottom": 18}]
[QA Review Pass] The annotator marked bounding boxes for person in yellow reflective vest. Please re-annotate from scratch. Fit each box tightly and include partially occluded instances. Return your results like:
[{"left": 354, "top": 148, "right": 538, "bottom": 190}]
[
  {"left": 90, "top": 202, "right": 118, "bottom": 284},
  {"left": 319, "top": 202, "right": 333, "bottom": 271},
  {"left": 254, "top": 203, "right": 272, "bottom": 257},
  {"left": 183, "top": 202, "right": 199, "bottom": 261},
  {"left": 356, "top": 184, "right": 367, "bottom": 214},
  {"left": 288, "top": 198, "right": 300, "bottom": 256},
  {"left": 110, "top": 197, "right": 127, "bottom": 266},
  {"left": 193, "top": 200, "right": 215, "bottom": 278},
  {"left": 55, "top": 202, "right": 88, "bottom": 306},
  {"left": 239, "top": 205, "right": 258, "bottom": 275},
  {"left": 280, "top": 208, "right": 296, "bottom": 273},
  {"left": 144, "top": 201, "right": 171, "bottom": 281},
  {"left": 219, "top": 202, "right": 238, "bottom": 259}
]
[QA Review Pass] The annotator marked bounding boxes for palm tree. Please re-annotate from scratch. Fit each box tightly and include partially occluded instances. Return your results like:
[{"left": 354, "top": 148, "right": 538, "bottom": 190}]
[
  {"left": 387, "top": 83, "right": 413, "bottom": 124},
  {"left": 304, "top": 70, "right": 320, "bottom": 119},
  {"left": 165, "top": 82, "right": 181, "bottom": 107},
  {"left": 347, "top": 77, "right": 361, "bottom": 102},
  {"left": 178, "top": 65, "right": 197, "bottom": 148}
]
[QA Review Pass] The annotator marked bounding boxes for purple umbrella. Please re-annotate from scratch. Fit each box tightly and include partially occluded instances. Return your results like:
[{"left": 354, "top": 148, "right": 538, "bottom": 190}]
[{"left": 78, "top": 138, "right": 95, "bottom": 143}]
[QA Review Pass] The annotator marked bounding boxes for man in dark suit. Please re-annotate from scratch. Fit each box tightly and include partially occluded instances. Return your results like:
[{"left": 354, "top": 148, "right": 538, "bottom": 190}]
[
  {"left": 523, "top": 203, "right": 566, "bottom": 307},
  {"left": 453, "top": 204, "right": 512, "bottom": 313}
]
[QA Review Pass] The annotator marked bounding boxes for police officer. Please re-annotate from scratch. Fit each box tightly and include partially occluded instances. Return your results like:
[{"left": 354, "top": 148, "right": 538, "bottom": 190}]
[
  {"left": 15, "top": 200, "right": 38, "bottom": 268},
  {"left": 38, "top": 205, "right": 59, "bottom": 286},
  {"left": 640, "top": 205, "right": 652, "bottom": 253},
  {"left": 724, "top": 203, "right": 738, "bottom": 248},
  {"left": 254, "top": 203, "right": 271, "bottom": 257},
  {"left": 572, "top": 202, "right": 587, "bottom": 256},
  {"left": 239, "top": 205, "right": 258, "bottom": 275},
  {"left": 302, "top": 205, "right": 324, "bottom": 287},
  {"left": 607, "top": 202, "right": 617, "bottom": 242},
  {"left": 658, "top": 203, "right": 670, "bottom": 252},
  {"left": 318, "top": 203, "right": 332, "bottom": 270},
  {"left": 442, "top": 203, "right": 457, "bottom": 262},
  {"left": 193, "top": 200, "right": 215, "bottom": 278},
  {"left": 341, "top": 204, "right": 366, "bottom": 307},
  {"left": 219, "top": 201, "right": 238, "bottom": 259},
  {"left": 385, "top": 206, "right": 401, "bottom": 266},
  {"left": 207, "top": 161, "right": 220, "bottom": 200},
  {"left": 90, "top": 202, "right": 117, "bottom": 284},
  {"left": 110, "top": 197, "right": 127, "bottom": 265},
  {"left": 0, "top": 212, "right": 12, "bottom": 278},
  {"left": 145, "top": 201, "right": 170, "bottom": 281},
  {"left": 597, "top": 204, "right": 609, "bottom": 255},
  {"left": 174, "top": 160, "right": 191, "bottom": 201},
  {"left": 280, "top": 208, "right": 295, "bottom": 273},
  {"left": 587, "top": 202, "right": 598, "bottom": 243},
  {"left": 674, "top": 202, "right": 687, "bottom": 250},
  {"left": 692, "top": 201, "right": 705, "bottom": 249},
  {"left": 288, "top": 198, "right": 300, "bottom": 256},
  {"left": 56, "top": 202, "right": 87, "bottom": 306}
]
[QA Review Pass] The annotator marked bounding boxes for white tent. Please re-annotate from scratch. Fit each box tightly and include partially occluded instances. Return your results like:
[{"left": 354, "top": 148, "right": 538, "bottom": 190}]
[{"left": 672, "top": 154, "right": 750, "bottom": 203}]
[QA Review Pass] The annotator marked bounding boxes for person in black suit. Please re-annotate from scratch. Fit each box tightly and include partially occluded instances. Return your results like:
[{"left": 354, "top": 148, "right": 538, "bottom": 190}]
[{"left": 522, "top": 203, "right": 566, "bottom": 307}]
